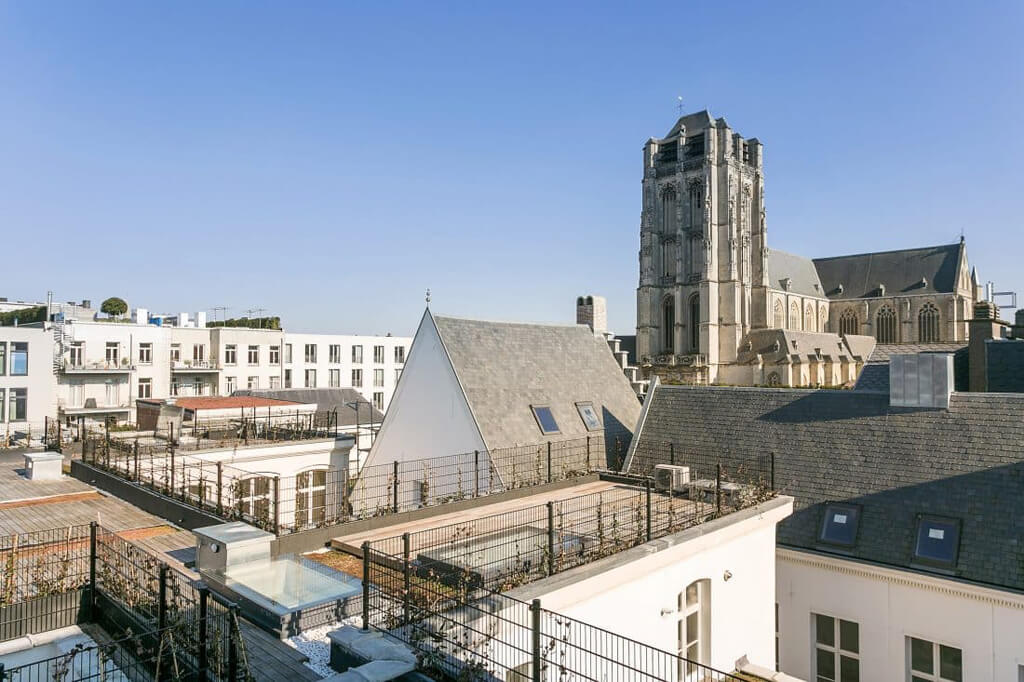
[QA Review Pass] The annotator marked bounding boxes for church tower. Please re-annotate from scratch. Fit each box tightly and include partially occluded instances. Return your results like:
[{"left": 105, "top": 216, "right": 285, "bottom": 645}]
[{"left": 636, "top": 111, "right": 766, "bottom": 384}]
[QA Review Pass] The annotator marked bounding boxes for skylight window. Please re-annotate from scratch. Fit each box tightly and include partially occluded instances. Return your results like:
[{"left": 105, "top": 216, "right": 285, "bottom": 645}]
[
  {"left": 575, "top": 402, "right": 602, "bottom": 431},
  {"left": 819, "top": 503, "right": 860, "bottom": 547},
  {"left": 913, "top": 516, "right": 961, "bottom": 568},
  {"left": 531, "top": 406, "right": 560, "bottom": 434}
]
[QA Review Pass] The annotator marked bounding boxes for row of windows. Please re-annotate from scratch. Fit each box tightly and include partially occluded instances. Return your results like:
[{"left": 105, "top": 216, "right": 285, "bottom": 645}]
[
  {"left": 838, "top": 303, "right": 941, "bottom": 343},
  {"left": 295, "top": 344, "right": 404, "bottom": 365},
  {"left": 819, "top": 503, "right": 961, "bottom": 568},
  {"left": 66, "top": 342, "right": 407, "bottom": 368},
  {"left": 661, "top": 295, "right": 700, "bottom": 353},
  {"left": 772, "top": 300, "right": 829, "bottom": 333},
  {"left": 0, "top": 341, "right": 29, "bottom": 376},
  {"left": 0, "top": 387, "right": 28, "bottom": 422}
]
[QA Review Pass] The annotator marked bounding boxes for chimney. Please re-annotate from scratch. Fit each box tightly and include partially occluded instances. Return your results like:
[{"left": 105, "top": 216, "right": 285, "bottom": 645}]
[
  {"left": 576, "top": 295, "right": 607, "bottom": 335},
  {"left": 890, "top": 353, "right": 954, "bottom": 408},
  {"left": 1012, "top": 309, "right": 1024, "bottom": 340},
  {"left": 968, "top": 301, "right": 1009, "bottom": 391}
]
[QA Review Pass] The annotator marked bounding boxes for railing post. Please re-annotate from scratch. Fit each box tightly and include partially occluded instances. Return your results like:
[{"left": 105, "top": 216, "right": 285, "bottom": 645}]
[
  {"left": 402, "top": 533, "right": 411, "bottom": 626},
  {"left": 216, "top": 461, "right": 224, "bottom": 516},
  {"left": 392, "top": 461, "right": 399, "bottom": 514},
  {"left": 228, "top": 604, "right": 240, "bottom": 681},
  {"left": 546, "top": 501, "right": 555, "bottom": 576},
  {"left": 88, "top": 521, "right": 97, "bottom": 620},
  {"left": 133, "top": 440, "right": 139, "bottom": 482},
  {"left": 670, "top": 442, "right": 675, "bottom": 466},
  {"left": 273, "top": 476, "right": 281, "bottom": 535},
  {"left": 546, "top": 441, "right": 552, "bottom": 483},
  {"left": 586, "top": 435, "right": 591, "bottom": 472},
  {"left": 474, "top": 450, "right": 480, "bottom": 497},
  {"left": 361, "top": 541, "right": 371, "bottom": 631},
  {"left": 169, "top": 447, "right": 176, "bottom": 497},
  {"left": 770, "top": 452, "right": 776, "bottom": 492},
  {"left": 158, "top": 564, "right": 169, "bottom": 631},
  {"left": 530, "top": 599, "right": 542, "bottom": 682},
  {"left": 197, "top": 583, "right": 210, "bottom": 682},
  {"left": 342, "top": 467, "right": 350, "bottom": 521},
  {"left": 645, "top": 479, "right": 652, "bottom": 541},
  {"left": 716, "top": 463, "right": 722, "bottom": 515}
]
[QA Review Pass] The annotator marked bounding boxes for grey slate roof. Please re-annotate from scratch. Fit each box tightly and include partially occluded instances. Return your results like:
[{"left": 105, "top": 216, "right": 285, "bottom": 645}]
[
  {"left": 432, "top": 315, "right": 642, "bottom": 454},
  {"left": 629, "top": 384, "right": 1024, "bottom": 591},
  {"left": 232, "top": 388, "right": 384, "bottom": 426},
  {"left": 662, "top": 110, "right": 716, "bottom": 139},
  {"left": 736, "top": 329, "right": 873, "bottom": 367},
  {"left": 986, "top": 340, "right": 1024, "bottom": 392},
  {"left": 767, "top": 249, "right": 825, "bottom": 297},
  {"left": 813, "top": 242, "right": 964, "bottom": 299}
]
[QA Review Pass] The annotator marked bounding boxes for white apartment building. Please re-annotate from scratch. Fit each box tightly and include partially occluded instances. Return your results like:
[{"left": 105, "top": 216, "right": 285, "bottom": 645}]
[
  {"left": 0, "top": 326, "right": 57, "bottom": 443},
  {"left": 51, "top": 313, "right": 410, "bottom": 425}
]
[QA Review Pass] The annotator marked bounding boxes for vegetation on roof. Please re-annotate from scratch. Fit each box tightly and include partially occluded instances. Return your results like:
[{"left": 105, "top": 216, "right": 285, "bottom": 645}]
[
  {"left": 207, "top": 316, "right": 281, "bottom": 330},
  {"left": 0, "top": 305, "right": 46, "bottom": 326}
]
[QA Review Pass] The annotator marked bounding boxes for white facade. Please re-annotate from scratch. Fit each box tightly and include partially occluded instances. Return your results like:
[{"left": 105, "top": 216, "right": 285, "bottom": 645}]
[
  {"left": 777, "top": 548, "right": 1024, "bottom": 681},
  {"left": 0, "top": 326, "right": 57, "bottom": 442}
]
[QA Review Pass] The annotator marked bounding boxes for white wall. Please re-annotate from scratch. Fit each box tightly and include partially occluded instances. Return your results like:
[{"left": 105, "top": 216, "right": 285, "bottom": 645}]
[
  {"left": 777, "top": 548, "right": 1024, "bottom": 681},
  {"left": 0, "top": 326, "right": 56, "bottom": 439}
]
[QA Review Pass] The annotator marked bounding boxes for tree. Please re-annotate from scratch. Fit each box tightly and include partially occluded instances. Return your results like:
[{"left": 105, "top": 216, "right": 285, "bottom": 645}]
[{"left": 100, "top": 297, "right": 128, "bottom": 318}]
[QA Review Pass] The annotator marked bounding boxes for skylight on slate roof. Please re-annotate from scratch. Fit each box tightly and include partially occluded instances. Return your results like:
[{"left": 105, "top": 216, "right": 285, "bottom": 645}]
[
  {"left": 913, "top": 516, "right": 961, "bottom": 568},
  {"left": 531, "top": 406, "right": 560, "bottom": 434},
  {"left": 819, "top": 503, "right": 861, "bottom": 547},
  {"left": 576, "top": 402, "right": 602, "bottom": 431}
]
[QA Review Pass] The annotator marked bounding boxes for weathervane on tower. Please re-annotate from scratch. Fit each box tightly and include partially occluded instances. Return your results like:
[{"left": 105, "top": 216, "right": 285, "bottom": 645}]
[
  {"left": 425, "top": 288, "right": 431, "bottom": 307},
  {"left": 676, "top": 96, "right": 684, "bottom": 117}
]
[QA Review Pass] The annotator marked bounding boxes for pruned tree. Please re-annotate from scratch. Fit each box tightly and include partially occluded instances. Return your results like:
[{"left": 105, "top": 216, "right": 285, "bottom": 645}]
[{"left": 100, "top": 297, "right": 128, "bottom": 318}]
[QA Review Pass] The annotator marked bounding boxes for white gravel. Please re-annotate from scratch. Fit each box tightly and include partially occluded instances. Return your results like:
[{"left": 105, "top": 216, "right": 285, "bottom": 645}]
[{"left": 285, "top": 618, "right": 361, "bottom": 678}]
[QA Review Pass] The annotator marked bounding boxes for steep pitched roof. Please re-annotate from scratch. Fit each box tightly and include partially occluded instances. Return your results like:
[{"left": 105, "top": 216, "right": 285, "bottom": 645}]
[
  {"left": 662, "top": 110, "right": 715, "bottom": 139},
  {"left": 813, "top": 242, "right": 964, "bottom": 299},
  {"left": 628, "top": 384, "right": 1024, "bottom": 591},
  {"left": 432, "top": 315, "right": 642, "bottom": 451},
  {"left": 767, "top": 249, "right": 825, "bottom": 297},
  {"left": 233, "top": 388, "right": 384, "bottom": 426}
]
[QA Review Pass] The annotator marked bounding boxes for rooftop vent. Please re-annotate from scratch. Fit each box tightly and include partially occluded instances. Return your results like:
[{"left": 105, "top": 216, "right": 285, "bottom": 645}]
[
  {"left": 890, "top": 353, "right": 954, "bottom": 408},
  {"left": 878, "top": 283, "right": 886, "bottom": 296}
]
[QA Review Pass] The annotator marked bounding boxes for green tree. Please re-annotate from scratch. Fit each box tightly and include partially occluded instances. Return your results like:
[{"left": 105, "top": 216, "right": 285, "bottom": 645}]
[{"left": 100, "top": 297, "right": 128, "bottom": 318}]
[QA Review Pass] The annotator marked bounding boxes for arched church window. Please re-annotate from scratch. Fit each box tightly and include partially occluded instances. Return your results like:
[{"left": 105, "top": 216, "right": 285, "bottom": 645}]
[
  {"left": 688, "top": 184, "right": 703, "bottom": 228},
  {"left": 662, "top": 188, "right": 678, "bottom": 234},
  {"left": 689, "top": 294, "right": 700, "bottom": 352},
  {"left": 819, "top": 307, "right": 829, "bottom": 334},
  {"left": 773, "top": 300, "right": 785, "bottom": 330},
  {"left": 804, "top": 304, "right": 815, "bottom": 333},
  {"left": 876, "top": 306, "right": 897, "bottom": 343},
  {"left": 662, "top": 240, "right": 676, "bottom": 279},
  {"left": 918, "top": 303, "right": 940, "bottom": 343},
  {"left": 839, "top": 309, "right": 859, "bottom": 336},
  {"left": 789, "top": 302, "right": 801, "bottom": 331},
  {"left": 663, "top": 296, "right": 675, "bottom": 353}
]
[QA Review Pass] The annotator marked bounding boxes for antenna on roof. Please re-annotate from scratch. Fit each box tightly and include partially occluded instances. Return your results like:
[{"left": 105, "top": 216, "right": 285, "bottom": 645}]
[
  {"left": 676, "top": 96, "right": 684, "bottom": 116},
  {"left": 210, "top": 306, "right": 228, "bottom": 324},
  {"left": 425, "top": 289, "right": 431, "bottom": 308}
]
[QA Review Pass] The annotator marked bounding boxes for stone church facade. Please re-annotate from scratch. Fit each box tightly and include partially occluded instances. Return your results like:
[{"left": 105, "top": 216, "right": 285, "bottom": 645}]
[{"left": 637, "top": 111, "right": 980, "bottom": 387}]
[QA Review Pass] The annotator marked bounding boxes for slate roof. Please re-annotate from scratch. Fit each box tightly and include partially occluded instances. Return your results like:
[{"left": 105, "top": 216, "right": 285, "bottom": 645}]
[
  {"left": 855, "top": 343, "right": 969, "bottom": 392},
  {"left": 232, "top": 388, "right": 384, "bottom": 426},
  {"left": 736, "top": 329, "right": 874, "bottom": 366},
  {"left": 813, "top": 242, "right": 964, "bottom": 300},
  {"left": 986, "top": 340, "right": 1024, "bottom": 392},
  {"left": 662, "top": 110, "right": 716, "bottom": 139},
  {"left": 628, "top": 384, "right": 1024, "bottom": 591},
  {"left": 767, "top": 249, "right": 825, "bottom": 297},
  {"left": 432, "top": 315, "right": 643, "bottom": 452}
]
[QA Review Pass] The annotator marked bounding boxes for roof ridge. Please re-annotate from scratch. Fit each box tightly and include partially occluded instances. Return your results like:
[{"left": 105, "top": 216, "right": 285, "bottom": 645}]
[{"left": 812, "top": 242, "right": 961, "bottom": 262}]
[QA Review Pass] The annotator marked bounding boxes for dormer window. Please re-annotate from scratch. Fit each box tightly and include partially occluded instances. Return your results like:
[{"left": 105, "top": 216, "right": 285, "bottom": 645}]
[
  {"left": 782, "top": 277, "right": 792, "bottom": 291},
  {"left": 819, "top": 503, "right": 861, "bottom": 547},
  {"left": 913, "top": 516, "right": 961, "bottom": 568}
]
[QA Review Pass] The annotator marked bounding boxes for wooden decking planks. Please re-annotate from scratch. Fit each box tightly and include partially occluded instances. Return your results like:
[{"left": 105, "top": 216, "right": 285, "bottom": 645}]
[{"left": 239, "top": 621, "right": 322, "bottom": 682}]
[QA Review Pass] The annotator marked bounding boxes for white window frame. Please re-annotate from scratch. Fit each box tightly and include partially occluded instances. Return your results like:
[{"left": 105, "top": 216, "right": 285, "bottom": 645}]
[
  {"left": 329, "top": 344, "right": 341, "bottom": 364},
  {"left": 394, "top": 346, "right": 405, "bottom": 363},
  {"left": 304, "top": 344, "right": 317, "bottom": 363},
  {"left": 373, "top": 345, "right": 385, "bottom": 363},
  {"left": 372, "top": 391, "right": 384, "bottom": 411},
  {"left": 105, "top": 342, "right": 119, "bottom": 367},
  {"left": 269, "top": 345, "right": 280, "bottom": 365},
  {"left": 295, "top": 468, "right": 328, "bottom": 529},
  {"left": 225, "top": 377, "right": 236, "bottom": 395},
  {"left": 906, "top": 636, "right": 962, "bottom": 682},
  {"left": 137, "top": 378, "right": 152, "bottom": 399},
  {"left": 305, "top": 369, "right": 316, "bottom": 388},
  {"left": 170, "top": 344, "right": 181, "bottom": 364},
  {"left": 677, "top": 579, "right": 710, "bottom": 680},
  {"left": 247, "top": 345, "right": 259, "bottom": 365},
  {"left": 138, "top": 343, "right": 153, "bottom": 364},
  {"left": 813, "top": 612, "right": 859, "bottom": 682},
  {"left": 247, "top": 376, "right": 259, "bottom": 390},
  {"left": 70, "top": 342, "right": 84, "bottom": 367},
  {"left": 224, "top": 344, "right": 237, "bottom": 365},
  {"left": 373, "top": 369, "right": 384, "bottom": 387},
  {"left": 237, "top": 476, "right": 272, "bottom": 522},
  {"left": 351, "top": 369, "right": 362, "bottom": 387},
  {"left": 268, "top": 376, "right": 280, "bottom": 389},
  {"left": 329, "top": 369, "right": 341, "bottom": 388}
]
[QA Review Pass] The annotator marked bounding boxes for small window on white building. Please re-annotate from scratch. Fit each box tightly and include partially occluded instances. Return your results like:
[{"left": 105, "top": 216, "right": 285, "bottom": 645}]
[
  {"left": 373, "top": 345, "right": 385, "bottom": 363},
  {"left": 351, "top": 369, "right": 363, "bottom": 387},
  {"left": 677, "top": 579, "right": 710, "bottom": 677},
  {"left": 295, "top": 469, "right": 327, "bottom": 529},
  {"left": 304, "top": 369, "right": 317, "bottom": 388},
  {"left": 247, "top": 345, "right": 259, "bottom": 365},
  {"left": 814, "top": 613, "right": 859, "bottom": 682},
  {"left": 352, "top": 345, "right": 363, "bottom": 363},
  {"left": 284, "top": 369, "right": 292, "bottom": 389},
  {"left": 394, "top": 346, "right": 405, "bottom": 364},
  {"left": 907, "top": 637, "right": 961, "bottom": 682},
  {"left": 329, "top": 369, "right": 341, "bottom": 388},
  {"left": 329, "top": 344, "right": 341, "bottom": 364},
  {"left": 531, "top": 405, "right": 559, "bottom": 434},
  {"left": 304, "top": 344, "right": 317, "bottom": 363},
  {"left": 284, "top": 344, "right": 292, "bottom": 364},
  {"left": 372, "top": 391, "right": 384, "bottom": 411},
  {"left": 913, "top": 516, "right": 961, "bottom": 568},
  {"left": 193, "top": 344, "right": 206, "bottom": 363},
  {"left": 373, "top": 369, "right": 384, "bottom": 387},
  {"left": 225, "top": 377, "right": 236, "bottom": 395},
  {"left": 138, "top": 343, "right": 152, "bottom": 364},
  {"left": 247, "top": 376, "right": 259, "bottom": 390},
  {"left": 575, "top": 402, "right": 602, "bottom": 431},
  {"left": 170, "top": 344, "right": 181, "bottom": 364},
  {"left": 269, "top": 345, "right": 280, "bottom": 365},
  {"left": 137, "top": 378, "right": 152, "bottom": 399},
  {"left": 819, "top": 503, "right": 861, "bottom": 547},
  {"left": 224, "top": 344, "right": 237, "bottom": 365},
  {"left": 105, "top": 342, "right": 119, "bottom": 367},
  {"left": 8, "top": 388, "right": 27, "bottom": 421},
  {"left": 268, "top": 376, "right": 280, "bottom": 389},
  {"left": 394, "top": 368, "right": 402, "bottom": 384},
  {"left": 70, "top": 342, "right": 84, "bottom": 367},
  {"left": 238, "top": 476, "right": 271, "bottom": 523}
]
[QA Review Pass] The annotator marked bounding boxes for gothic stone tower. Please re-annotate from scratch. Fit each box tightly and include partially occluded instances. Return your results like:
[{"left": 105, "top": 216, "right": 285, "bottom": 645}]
[{"left": 636, "top": 111, "right": 766, "bottom": 384}]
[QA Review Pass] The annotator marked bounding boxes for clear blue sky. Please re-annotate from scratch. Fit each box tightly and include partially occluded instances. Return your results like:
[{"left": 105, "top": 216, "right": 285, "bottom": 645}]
[{"left": 2, "top": 1, "right": 1021, "bottom": 335}]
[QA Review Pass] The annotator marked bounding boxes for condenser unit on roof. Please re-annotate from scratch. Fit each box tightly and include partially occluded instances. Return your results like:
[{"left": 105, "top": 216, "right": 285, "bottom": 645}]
[{"left": 653, "top": 464, "right": 691, "bottom": 493}]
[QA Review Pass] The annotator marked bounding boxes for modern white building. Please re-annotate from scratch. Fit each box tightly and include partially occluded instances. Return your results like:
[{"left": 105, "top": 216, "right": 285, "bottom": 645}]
[{"left": 0, "top": 325, "right": 57, "bottom": 443}]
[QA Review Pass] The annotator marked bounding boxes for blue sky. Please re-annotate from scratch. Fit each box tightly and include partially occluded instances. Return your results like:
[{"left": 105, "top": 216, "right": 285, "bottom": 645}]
[{"left": 2, "top": 1, "right": 1021, "bottom": 335}]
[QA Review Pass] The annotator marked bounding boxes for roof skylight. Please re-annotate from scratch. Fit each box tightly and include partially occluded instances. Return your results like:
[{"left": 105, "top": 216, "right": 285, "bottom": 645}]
[
  {"left": 531, "top": 406, "right": 560, "bottom": 435},
  {"left": 575, "top": 402, "right": 602, "bottom": 431},
  {"left": 913, "top": 516, "right": 961, "bottom": 568},
  {"left": 818, "top": 503, "right": 860, "bottom": 547}
]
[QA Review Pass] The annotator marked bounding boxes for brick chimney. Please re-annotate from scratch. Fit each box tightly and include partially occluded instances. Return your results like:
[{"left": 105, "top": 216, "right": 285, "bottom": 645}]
[{"left": 968, "top": 300, "right": 1009, "bottom": 391}]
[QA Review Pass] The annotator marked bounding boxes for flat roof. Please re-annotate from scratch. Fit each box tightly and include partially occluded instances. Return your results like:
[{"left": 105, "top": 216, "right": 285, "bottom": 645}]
[{"left": 139, "top": 396, "right": 304, "bottom": 410}]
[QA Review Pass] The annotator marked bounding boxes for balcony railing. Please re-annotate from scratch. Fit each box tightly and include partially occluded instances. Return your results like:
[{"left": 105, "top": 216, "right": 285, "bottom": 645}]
[
  {"left": 62, "top": 360, "right": 133, "bottom": 373},
  {"left": 171, "top": 360, "right": 221, "bottom": 372}
]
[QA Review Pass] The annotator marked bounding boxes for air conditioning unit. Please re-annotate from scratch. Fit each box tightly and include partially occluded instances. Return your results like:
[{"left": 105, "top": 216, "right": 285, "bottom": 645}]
[{"left": 653, "top": 464, "right": 690, "bottom": 493}]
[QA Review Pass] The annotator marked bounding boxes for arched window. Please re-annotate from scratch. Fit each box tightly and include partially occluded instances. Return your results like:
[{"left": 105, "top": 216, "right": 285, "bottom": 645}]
[
  {"left": 662, "top": 188, "right": 678, "bottom": 234},
  {"left": 804, "top": 304, "right": 815, "bottom": 333},
  {"left": 918, "top": 303, "right": 940, "bottom": 343},
  {"left": 819, "top": 307, "right": 829, "bottom": 334},
  {"left": 875, "top": 306, "right": 897, "bottom": 343},
  {"left": 766, "top": 372, "right": 781, "bottom": 387},
  {"left": 789, "top": 302, "right": 801, "bottom": 331},
  {"left": 688, "top": 183, "right": 703, "bottom": 228},
  {"left": 663, "top": 296, "right": 675, "bottom": 353},
  {"left": 839, "top": 309, "right": 858, "bottom": 336},
  {"left": 295, "top": 468, "right": 328, "bottom": 530},
  {"left": 773, "top": 300, "right": 785, "bottom": 330},
  {"left": 678, "top": 579, "right": 711, "bottom": 678},
  {"left": 662, "top": 239, "right": 676, "bottom": 278},
  {"left": 689, "top": 294, "right": 700, "bottom": 352},
  {"left": 237, "top": 475, "right": 272, "bottom": 525}
]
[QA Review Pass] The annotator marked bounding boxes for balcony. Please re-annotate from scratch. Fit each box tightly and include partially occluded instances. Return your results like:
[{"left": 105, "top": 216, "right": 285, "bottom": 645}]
[
  {"left": 62, "top": 360, "right": 133, "bottom": 374},
  {"left": 171, "top": 360, "right": 221, "bottom": 373}
]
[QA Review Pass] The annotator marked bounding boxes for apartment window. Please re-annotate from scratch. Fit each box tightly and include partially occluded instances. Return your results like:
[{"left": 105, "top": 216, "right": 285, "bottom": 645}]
[
  {"left": 8, "top": 388, "right": 27, "bottom": 421},
  {"left": 138, "top": 378, "right": 152, "bottom": 399},
  {"left": 575, "top": 402, "right": 602, "bottom": 431},
  {"left": 908, "top": 637, "right": 961, "bottom": 682},
  {"left": 329, "top": 344, "right": 341, "bottom": 364},
  {"left": 372, "top": 391, "right": 384, "bottom": 411},
  {"left": 0, "top": 342, "right": 5, "bottom": 376},
  {"left": 238, "top": 477, "right": 271, "bottom": 521},
  {"left": 70, "top": 342, "right": 84, "bottom": 367},
  {"left": 814, "top": 613, "right": 859, "bottom": 682},
  {"left": 104, "top": 380, "right": 119, "bottom": 404},
  {"left": 351, "top": 369, "right": 363, "bottom": 387},
  {"left": 394, "top": 346, "right": 405, "bottom": 363},
  {"left": 224, "top": 344, "right": 237, "bottom": 365},
  {"left": 531, "top": 405, "right": 559, "bottom": 434},
  {"left": 394, "top": 368, "right": 402, "bottom": 384},
  {"left": 329, "top": 369, "right": 341, "bottom": 388},
  {"left": 373, "top": 369, "right": 384, "bottom": 387},
  {"left": 284, "top": 369, "right": 292, "bottom": 388},
  {"left": 170, "top": 344, "right": 181, "bottom": 363},
  {"left": 913, "top": 516, "right": 961, "bottom": 568},
  {"left": 105, "top": 342, "right": 119, "bottom": 367},
  {"left": 352, "top": 345, "right": 363, "bottom": 363},
  {"left": 171, "top": 379, "right": 180, "bottom": 396},
  {"left": 295, "top": 469, "right": 327, "bottom": 529},
  {"left": 373, "top": 345, "right": 385, "bottom": 363},
  {"left": 268, "top": 376, "right": 280, "bottom": 389},
  {"left": 9, "top": 342, "right": 28, "bottom": 376},
  {"left": 225, "top": 377, "right": 236, "bottom": 395},
  {"left": 677, "top": 579, "right": 710, "bottom": 677},
  {"left": 247, "top": 345, "right": 259, "bottom": 365},
  {"left": 269, "top": 345, "right": 280, "bottom": 365},
  {"left": 284, "top": 344, "right": 293, "bottom": 364},
  {"left": 304, "top": 344, "right": 317, "bottom": 363},
  {"left": 0, "top": 388, "right": 4, "bottom": 421},
  {"left": 138, "top": 343, "right": 152, "bottom": 364},
  {"left": 193, "top": 344, "right": 205, "bottom": 363},
  {"left": 247, "top": 376, "right": 259, "bottom": 390},
  {"left": 819, "top": 503, "right": 861, "bottom": 547},
  {"left": 304, "top": 369, "right": 316, "bottom": 388}
]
